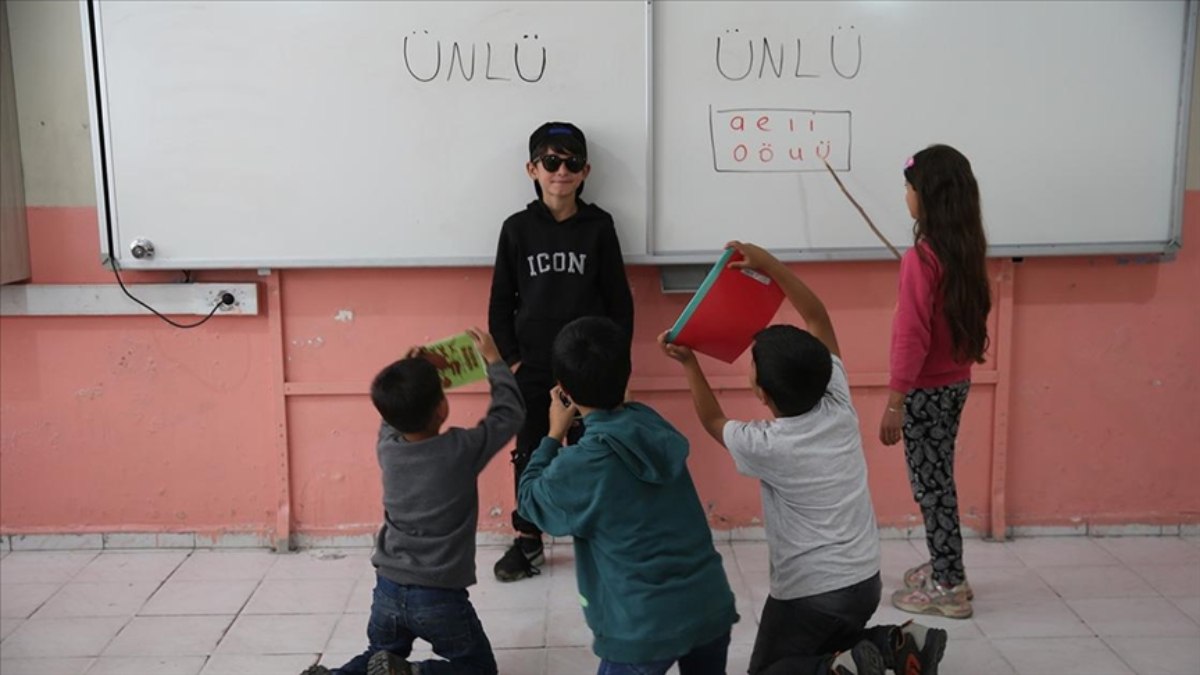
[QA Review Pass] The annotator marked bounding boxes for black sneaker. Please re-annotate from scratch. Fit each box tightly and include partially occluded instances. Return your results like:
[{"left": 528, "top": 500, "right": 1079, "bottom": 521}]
[
  {"left": 493, "top": 536, "right": 544, "bottom": 582},
  {"left": 368, "top": 650, "right": 414, "bottom": 675},
  {"left": 828, "top": 640, "right": 886, "bottom": 675},
  {"left": 888, "top": 620, "right": 948, "bottom": 675}
]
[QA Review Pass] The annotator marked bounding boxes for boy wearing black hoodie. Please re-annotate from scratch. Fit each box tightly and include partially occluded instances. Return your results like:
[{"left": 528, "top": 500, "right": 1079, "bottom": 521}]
[
  {"left": 487, "top": 122, "right": 634, "bottom": 582},
  {"left": 518, "top": 317, "right": 738, "bottom": 674}
]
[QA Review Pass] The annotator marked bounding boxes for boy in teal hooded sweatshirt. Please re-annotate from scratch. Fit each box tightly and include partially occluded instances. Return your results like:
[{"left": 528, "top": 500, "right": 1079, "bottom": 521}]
[{"left": 518, "top": 317, "right": 738, "bottom": 674}]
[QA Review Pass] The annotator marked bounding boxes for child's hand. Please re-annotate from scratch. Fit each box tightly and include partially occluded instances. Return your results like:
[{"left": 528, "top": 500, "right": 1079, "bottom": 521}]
[
  {"left": 467, "top": 327, "right": 502, "bottom": 365},
  {"left": 726, "top": 240, "right": 782, "bottom": 273},
  {"left": 548, "top": 385, "right": 578, "bottom": 443},
  {"left": 879, "top": 407, "right": 903, "bottom": 446},
  {"left": 657, "top": 330, "right": 696, "bottom": 364}
]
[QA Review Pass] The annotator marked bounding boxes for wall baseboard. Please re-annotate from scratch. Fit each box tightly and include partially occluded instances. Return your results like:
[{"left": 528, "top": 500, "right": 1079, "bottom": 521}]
[{"left": 3, "top": 523, "right": 1198, "bottom": 552}]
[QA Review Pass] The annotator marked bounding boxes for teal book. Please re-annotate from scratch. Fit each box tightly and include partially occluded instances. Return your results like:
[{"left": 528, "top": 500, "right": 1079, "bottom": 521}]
[{"left": 421, "top": 332, "right": 487, "bottom": 389}]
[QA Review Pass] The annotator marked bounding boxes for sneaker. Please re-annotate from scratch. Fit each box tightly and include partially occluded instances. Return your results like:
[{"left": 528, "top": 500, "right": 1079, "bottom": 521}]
[
  {"left": 892, "top": 577, "right": 973, "bottom": 619},
  {"left": 493, "top": 536, "right": 544, "bottom": 582},
  {"left": 902, "top": 561, "right": 973, "bottom": 600},
  {"left": 889, "top": 620, "right": 948, "bottom": 675},
  {"left": 368, "top": 650, "right": 414, "bottom": 675},
  {"left": 828, "top": 639, "right": 886, "bottom": 675}
]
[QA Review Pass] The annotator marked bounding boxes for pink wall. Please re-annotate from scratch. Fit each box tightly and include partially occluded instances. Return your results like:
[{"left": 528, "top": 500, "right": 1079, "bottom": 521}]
[
  {"left": 1, "top": 208, "right": 275, "bottom": 536},
  {"left": 1006, "top": 212, "right": 1200, "bottom": 526},
  {"left": 2, "top": 198, "right": 1198, "bottom": 541}
]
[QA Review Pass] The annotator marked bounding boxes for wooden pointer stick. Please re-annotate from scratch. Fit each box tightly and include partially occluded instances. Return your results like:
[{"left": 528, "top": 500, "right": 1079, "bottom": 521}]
[{"left": 821, "top": 159, "right": 902, "bottom": 260}]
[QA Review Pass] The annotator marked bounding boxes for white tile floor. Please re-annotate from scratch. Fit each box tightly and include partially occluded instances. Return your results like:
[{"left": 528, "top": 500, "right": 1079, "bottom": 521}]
[{"left": 0, "top": 537, "right": 1197, "bottom": 674}]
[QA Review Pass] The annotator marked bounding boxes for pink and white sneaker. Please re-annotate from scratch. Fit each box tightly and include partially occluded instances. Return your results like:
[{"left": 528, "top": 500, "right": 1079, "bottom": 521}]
[
  {"left": 902, "top": 561, "right": 973, "bottom": 600},
  {"left": 892, "top": 575, "right": 973, "bottom": 619}
]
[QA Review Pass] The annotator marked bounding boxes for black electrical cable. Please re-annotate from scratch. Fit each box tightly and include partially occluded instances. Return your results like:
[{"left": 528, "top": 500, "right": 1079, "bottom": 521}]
[{"left": 109, "top": 258, "right": 225, "bottom": 329}]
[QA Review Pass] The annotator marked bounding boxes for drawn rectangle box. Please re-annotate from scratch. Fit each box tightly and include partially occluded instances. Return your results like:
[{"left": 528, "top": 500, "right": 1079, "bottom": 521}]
[{"left": 710, "top": 107, "right": 851, "bottom": 172}]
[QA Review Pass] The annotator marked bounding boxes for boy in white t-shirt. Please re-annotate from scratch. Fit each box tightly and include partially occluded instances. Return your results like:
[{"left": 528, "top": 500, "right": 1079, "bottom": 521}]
[{"left": 659, "top": 241, "right": 947, "bottom": 675}]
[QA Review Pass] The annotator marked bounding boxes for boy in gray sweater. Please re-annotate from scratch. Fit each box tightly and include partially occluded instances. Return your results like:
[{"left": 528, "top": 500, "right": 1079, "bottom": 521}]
[{"left": 307, "top": 328, "right": 524, "bottom": 675}]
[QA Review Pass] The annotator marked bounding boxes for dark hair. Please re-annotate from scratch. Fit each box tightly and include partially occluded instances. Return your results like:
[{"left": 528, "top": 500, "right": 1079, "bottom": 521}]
[
  {"left": 904, "top": 144, "right": 992, "bottom": 364},
  {"left": 528, "top": 121, "right": 587, "bottom": 198},
  {"left": 751, "top": 325, "right": 832, "bottom": 417},
  {"left": 370, "top": 357, "right": 444, "bottom": 433},
  {"left": 552, "top": 316, "right": 630, "bottom": 409}
]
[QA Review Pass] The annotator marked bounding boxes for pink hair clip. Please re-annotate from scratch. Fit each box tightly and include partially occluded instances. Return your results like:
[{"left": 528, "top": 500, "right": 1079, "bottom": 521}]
[{"left": 904, "top": 156, "right": 915, "bottom": 169}]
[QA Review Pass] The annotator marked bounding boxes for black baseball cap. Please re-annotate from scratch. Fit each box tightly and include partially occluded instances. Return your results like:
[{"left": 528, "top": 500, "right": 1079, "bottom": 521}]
[{"left": 529, "top": 122, "right": 587, "bottom": 160}]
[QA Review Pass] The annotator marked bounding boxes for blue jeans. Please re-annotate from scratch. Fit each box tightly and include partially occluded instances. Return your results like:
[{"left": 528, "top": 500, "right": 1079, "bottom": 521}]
[
  {"left": 334, "top": 575, "right": 497, "bottom": 675},
  {"left": 597, "top": 631, "right": 731, "bottom": 675}
]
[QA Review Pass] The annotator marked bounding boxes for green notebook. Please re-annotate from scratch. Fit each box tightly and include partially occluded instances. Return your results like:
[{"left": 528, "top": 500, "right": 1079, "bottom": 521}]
[{"left": 422, "top": 332, "right": 487, "bottom": 389}]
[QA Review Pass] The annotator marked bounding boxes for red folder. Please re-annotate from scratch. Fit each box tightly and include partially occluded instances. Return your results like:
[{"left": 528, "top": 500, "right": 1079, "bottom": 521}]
[{"left": 665, "top": 248, "right": 786, "bottom": 363}]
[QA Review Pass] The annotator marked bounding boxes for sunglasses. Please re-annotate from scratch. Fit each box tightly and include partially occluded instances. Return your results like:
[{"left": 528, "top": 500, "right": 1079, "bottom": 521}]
[{"left": 535, "top": 154, "right": 587, "bottom": 173}]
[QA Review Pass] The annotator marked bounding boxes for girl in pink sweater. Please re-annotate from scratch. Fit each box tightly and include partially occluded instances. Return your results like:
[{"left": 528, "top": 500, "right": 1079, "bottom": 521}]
[{"left": 880, "top": 145, "right": 991, "bottom": 619}]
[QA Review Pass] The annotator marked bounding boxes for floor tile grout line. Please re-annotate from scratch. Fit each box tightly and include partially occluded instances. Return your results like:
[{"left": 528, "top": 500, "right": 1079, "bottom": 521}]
[
  {"left": 193, "top": 552, "right": 274, "bottom": 668},
  {"left": 18, "top": 577, "right": 68, "bottom": 622},
  {"left": 1123, "top": 559, "right": 1200, "bottom": 610},
  {"left": 1096, "top": 633, "right": 1155, "bottom": 675},
  {"left": 25, "top": 549, "right": 197, "bottom": 660},
  {"left": 1166, "top": 594, "right": 1200, "bottom": 630},
  {"left": 1059, "top": 552, "right": 1151, "bottom": 644},
  {"left": 128, "top": 548, "right": 196, "bottom": 622}
]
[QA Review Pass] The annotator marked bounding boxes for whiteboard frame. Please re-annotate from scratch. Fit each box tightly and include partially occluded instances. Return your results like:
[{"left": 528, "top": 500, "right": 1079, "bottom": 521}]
[
  {"left": 1170, "top": 0, "right": 1199, "bottom": 257},
  {"left": 82, "top": 0, "right": 113, "bottom": 266},
  {"left": 81, "top": 0, "right": 1194, "bottom": 269}
]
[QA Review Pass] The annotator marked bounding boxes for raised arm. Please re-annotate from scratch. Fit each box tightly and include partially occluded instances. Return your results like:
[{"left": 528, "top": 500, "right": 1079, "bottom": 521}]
[
  {"left": 462, "top": 328, "right": 526, "bottom": 473},
  {"left": 726, "top": 241, "right": 840, "bottom": 358},
  {"left": 658, "top": 332, "right": 728, "bottom": 445}
]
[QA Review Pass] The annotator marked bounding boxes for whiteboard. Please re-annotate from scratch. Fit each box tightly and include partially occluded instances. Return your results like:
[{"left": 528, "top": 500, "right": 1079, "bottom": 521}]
[
  {"left": 84, "top": 1, "right": 1193, "bottom": 268},
  {"left": 84, "top": 1, "right": 649, "bottom": 269},
  {"left": 652, "top": 0, "right": 1193, "bottom": 260}
]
